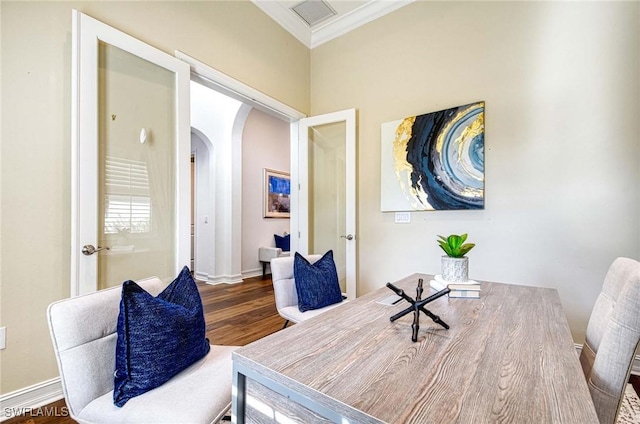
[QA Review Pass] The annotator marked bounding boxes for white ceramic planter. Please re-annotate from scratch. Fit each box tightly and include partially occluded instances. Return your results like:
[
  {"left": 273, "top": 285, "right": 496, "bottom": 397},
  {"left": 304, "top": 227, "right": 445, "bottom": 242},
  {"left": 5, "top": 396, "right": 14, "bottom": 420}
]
[{"left": 441, "top": 256, "right": 469, "bottom": 282}]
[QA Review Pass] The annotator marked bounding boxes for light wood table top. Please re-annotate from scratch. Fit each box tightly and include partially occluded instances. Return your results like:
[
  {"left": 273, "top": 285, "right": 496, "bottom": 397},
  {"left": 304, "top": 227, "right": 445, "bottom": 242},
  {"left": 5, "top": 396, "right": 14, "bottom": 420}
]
[{"left": 232, "top": 274, "right": 598, "bottom": 423}]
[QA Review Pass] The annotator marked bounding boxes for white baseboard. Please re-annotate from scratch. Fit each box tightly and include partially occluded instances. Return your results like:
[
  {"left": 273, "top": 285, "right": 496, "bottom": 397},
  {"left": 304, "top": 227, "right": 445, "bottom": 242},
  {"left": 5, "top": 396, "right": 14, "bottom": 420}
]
[
  {"left": 0, "top": 378, "right": 63, "bottom": 422},
  {"left": 241, "top": 268, "right": 264, "bottom": 280},
  {"left": 196, "top": 269, "right": 265, "bottom": 283},
  {"left": 575, "top": 343, "right": 640, "bottom": 376},
  {"left": 194, "top": 271, "right": 210, "bottom": 281},
  {"left": 199, "top": 273, "right": 243, "bottom": 285}
]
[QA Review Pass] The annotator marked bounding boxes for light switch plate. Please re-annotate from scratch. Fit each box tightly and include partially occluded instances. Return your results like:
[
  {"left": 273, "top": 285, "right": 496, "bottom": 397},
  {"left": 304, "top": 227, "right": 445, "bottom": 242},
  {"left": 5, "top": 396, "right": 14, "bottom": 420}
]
[
  {"left": 0, "top": 327, "right": 6, "bottom": 350},
  {"left": 395, "top": 212, "right": 411, "bottom": 223}
]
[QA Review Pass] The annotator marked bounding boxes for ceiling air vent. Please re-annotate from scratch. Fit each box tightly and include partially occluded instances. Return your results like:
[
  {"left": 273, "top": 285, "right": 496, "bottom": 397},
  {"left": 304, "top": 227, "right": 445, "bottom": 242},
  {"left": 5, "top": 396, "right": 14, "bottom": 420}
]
[{"left": 291, "top": 0, "right": 337, "bottom": 27}]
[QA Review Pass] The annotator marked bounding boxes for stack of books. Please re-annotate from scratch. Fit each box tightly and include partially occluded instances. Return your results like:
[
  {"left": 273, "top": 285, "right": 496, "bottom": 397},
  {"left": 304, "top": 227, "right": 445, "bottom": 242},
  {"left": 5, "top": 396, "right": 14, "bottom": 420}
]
[{"left": 430, "top": 275, "right": 481, "bottom": 298}]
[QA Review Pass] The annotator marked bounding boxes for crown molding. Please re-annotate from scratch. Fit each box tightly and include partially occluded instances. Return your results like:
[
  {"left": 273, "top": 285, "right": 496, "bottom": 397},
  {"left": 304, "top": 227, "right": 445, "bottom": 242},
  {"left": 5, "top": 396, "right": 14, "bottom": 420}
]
[
  {"left": 252, "top": 0, "right": 413, "bottom": 49},
  {"left": 311, "top": 0, "right": 413, "bottom": 48},
  {"left": 252, "top": 0, "right": 312, "bottom": 47}
]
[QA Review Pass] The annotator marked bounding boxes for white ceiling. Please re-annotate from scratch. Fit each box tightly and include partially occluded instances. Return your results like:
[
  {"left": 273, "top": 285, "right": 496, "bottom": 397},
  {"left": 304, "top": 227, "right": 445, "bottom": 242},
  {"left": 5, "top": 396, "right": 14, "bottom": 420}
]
[{"left": 251, "top": 0, "right": 413, "bottom": 49}]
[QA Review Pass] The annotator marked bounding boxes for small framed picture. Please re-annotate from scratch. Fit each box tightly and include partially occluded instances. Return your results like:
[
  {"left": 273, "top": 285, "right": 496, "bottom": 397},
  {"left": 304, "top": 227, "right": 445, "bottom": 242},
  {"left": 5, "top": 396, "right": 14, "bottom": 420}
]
[{"left": 264, "top": 169, "right": 291, "bottom": 218}]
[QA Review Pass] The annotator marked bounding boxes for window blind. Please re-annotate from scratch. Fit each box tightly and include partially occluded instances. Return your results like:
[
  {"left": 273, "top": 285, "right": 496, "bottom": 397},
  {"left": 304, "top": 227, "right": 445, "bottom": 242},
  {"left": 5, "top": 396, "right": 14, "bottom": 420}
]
[{"left": 104, "top": 157, "right": 151, "bottom": 234}]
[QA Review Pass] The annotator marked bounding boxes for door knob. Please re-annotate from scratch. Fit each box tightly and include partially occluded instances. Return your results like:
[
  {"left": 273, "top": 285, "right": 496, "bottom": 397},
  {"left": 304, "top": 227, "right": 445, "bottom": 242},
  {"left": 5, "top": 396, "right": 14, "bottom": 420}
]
[
  {"left": 340, "top": 234, "right": 354, "bottom": 241},
  {"left": 82, "top": 245, "right": 110, "bottom": 256}
]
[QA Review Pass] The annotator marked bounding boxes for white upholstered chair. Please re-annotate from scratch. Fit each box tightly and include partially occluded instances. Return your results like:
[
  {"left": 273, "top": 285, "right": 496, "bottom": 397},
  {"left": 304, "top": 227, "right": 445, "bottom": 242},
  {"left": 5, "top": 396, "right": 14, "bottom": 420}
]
[
  {"left": 258, "top": 246, "right": 289, "bottom": 278},
  {"left": 271, "top": 254, "right": 347, "bottom": 328},
  {"left": 47, "top": 277, "right": 236, "bottom": 424},
  {"left": 579, "top": 257, "right": 640, "bottom": 424}
]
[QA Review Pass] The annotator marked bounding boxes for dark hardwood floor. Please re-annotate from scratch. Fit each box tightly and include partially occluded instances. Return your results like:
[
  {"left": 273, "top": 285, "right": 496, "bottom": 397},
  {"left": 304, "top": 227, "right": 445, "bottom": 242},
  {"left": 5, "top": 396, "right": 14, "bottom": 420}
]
[
  {"left": 5, "top": 275, "right": 640, "bottom": 423},
  {"left": 4, "top": 275, "right": 285, "bottom": 424},
  {"left": 199, "top": 275, "right": 285, "bottom": 346}
]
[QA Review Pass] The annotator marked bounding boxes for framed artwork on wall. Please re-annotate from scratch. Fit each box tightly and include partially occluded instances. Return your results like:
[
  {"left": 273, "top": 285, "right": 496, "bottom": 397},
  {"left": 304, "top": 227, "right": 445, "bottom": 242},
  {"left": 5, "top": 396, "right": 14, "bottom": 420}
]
[
  {"left": 264, "top": 169, "right": 291, "bottom": 218},
  {"left": 380, "top": 101, "right": 485, "bottom": 211}
]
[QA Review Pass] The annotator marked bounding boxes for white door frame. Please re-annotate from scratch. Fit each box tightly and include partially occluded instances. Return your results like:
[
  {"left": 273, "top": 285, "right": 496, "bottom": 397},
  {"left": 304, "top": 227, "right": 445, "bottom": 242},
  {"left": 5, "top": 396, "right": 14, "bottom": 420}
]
[
  {"left": 175, "top": 52, "right": 305, "bottom": 123},
  {"left": 71, "top": 10, "right": 191, "bottom": 296},
  {"left": 296, "top": 109, "right": 357, "bottom": 300},
  {"left": 171, "top": 53, "right": 357, "bottom": 299},
  {"left": 175, "top": 52, "right": 305, "bottom": 283}
]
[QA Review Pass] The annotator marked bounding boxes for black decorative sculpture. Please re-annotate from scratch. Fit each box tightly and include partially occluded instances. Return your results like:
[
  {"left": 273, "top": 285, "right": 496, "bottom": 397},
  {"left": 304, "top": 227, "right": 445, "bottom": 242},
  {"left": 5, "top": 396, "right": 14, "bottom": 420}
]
[{"left": 387, "top": 278, "right": 450, "bottom": 342}]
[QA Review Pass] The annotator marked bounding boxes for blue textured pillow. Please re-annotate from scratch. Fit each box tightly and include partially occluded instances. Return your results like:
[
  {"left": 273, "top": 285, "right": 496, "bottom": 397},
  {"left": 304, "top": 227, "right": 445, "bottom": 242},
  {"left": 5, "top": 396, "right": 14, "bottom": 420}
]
[
  {"left": 113, "top": 266, "right": 210, "bottom": 407},
  {"left": 293, "top": 251, "right": 343, "bottom": 312},
  {"left": 274, "top": 233, "right": 290, "bottom": 252}
]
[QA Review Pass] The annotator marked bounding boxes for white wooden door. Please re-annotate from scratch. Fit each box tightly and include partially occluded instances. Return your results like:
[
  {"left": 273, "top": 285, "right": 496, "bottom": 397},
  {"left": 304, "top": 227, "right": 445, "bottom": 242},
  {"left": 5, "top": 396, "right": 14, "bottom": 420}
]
[
  {"left": 294, "top": 109, "right": 357, "bottom": 300},
  {"left": 71, "top": 11, "right": 190, "bottom": 295}
]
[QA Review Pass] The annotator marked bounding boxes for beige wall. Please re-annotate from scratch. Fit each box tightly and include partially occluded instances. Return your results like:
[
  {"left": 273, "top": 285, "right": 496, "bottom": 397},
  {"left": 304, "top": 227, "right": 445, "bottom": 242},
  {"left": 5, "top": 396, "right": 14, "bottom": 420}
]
[
  {"left": 311, "top": 1, "right": 640, "bottom": 341},
  {"left": 241, "top": 108, "right": 290, "bottom": 275},
  {"left": 0, "top": 1, "right": 309, "bottom": 395}
]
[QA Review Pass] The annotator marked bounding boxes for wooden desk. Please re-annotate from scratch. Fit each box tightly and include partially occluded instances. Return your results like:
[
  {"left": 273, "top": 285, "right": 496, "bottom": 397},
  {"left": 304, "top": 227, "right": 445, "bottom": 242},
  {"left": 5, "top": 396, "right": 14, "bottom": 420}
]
[{"left": 231, "top": 274, "right": 598, "bottom": 423}]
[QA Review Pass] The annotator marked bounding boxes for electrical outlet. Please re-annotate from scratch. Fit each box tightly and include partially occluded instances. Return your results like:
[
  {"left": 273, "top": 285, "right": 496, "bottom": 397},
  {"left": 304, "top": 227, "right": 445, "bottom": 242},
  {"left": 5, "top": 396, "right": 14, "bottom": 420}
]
[
  {"left": 395, "top": 212, "right": 411, "bottom": 223},
  {"left": 0, "top": 327, "right": 6, "bottom": 350}
]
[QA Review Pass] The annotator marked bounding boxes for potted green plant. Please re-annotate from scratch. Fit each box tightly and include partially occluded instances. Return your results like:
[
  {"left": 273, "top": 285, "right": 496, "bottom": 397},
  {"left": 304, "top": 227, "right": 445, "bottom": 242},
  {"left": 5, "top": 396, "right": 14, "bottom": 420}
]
[{"left": 437, "top": 233, "right": 475, "bottom": 282}]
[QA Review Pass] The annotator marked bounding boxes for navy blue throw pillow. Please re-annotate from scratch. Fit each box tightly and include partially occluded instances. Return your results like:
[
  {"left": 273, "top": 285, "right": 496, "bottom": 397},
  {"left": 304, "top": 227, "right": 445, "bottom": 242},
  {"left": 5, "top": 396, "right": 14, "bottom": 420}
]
[
  {"left": 113, "top": 266, "right": 210, "bottom": 407},
  {"left": 293, "top": 251, "right": 343, "bottom": 312},
  {"left": 274, "top": 233, "right": 290, "bottom": 252}
]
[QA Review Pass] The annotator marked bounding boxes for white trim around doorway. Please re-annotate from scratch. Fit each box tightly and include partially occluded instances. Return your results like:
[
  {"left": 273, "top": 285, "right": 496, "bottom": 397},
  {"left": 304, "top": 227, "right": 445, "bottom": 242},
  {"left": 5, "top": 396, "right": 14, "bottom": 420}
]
[{"left": 174, "top": 51, "right": 305, "bottom": 123}]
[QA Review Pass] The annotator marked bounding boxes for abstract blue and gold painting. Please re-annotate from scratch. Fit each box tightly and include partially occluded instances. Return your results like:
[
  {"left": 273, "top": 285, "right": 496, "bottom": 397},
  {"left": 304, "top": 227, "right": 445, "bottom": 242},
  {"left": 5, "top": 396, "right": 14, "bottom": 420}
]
[{"left": 381, "top": 101, "right": 485, "bottom": 211}]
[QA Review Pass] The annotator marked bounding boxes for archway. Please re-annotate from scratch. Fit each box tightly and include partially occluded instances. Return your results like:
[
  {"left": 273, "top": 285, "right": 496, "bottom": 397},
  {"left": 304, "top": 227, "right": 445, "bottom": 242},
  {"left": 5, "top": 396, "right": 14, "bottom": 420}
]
[{"left": 190, "top": 80, "right": 250, "bottom": 283}]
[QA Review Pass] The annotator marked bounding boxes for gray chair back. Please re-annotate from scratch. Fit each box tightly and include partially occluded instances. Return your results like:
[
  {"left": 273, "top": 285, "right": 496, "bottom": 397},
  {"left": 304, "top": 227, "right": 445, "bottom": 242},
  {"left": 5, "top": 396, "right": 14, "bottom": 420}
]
[
  {"left": 579, "top": 257, "right": 640, "bottom": 424},
  {"left": 47, "top": 277, "right": 166, "bottom": 417},
  {"left": 270, "top": 254, "right": 321, "bottom": 311}
]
